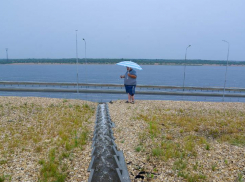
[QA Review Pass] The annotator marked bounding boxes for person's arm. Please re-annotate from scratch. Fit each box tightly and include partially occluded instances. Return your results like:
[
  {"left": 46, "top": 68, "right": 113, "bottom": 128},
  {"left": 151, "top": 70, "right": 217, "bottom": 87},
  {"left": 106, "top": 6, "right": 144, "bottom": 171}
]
[{"left": 127, "top": 73, "right": 137, "bottom": 79}]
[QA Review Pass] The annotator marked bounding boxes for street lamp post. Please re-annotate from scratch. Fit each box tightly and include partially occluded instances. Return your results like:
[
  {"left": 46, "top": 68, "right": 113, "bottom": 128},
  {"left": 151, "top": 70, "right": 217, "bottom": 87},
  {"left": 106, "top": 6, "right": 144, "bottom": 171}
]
[
  {"left": 83, "top": 38, "right": 88, "bottom": 100},
  {"left": 83, "top": 38, "right": 86, "bottom": 64},
  {"left": 6, "top": 48, "right": 8, "bottom": 61},
  {"left": 183, "top": 45, "right": 191, "bottom": 91},
  {"left": 75, "top": 30, "right": 79, "bottom": 94},
  {"left": 83, "top": 38, "right": 88, "bottom": 87},
  {"left": 222, "top": 40, "right": 230, "bottom": 101}
]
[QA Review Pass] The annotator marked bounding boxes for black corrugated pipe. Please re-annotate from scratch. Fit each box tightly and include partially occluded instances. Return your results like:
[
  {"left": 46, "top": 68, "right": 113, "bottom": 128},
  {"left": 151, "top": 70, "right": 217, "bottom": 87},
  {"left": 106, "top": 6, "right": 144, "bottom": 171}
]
[{"left": 88, "top": 103, "right": 131, "bottom": 182}]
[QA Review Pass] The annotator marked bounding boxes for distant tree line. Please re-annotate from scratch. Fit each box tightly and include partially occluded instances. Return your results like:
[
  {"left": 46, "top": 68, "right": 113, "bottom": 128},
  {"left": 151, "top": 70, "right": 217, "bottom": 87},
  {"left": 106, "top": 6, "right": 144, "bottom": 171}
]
[{"left": 0, "top": 58, "right": 245, "bottom": 66}]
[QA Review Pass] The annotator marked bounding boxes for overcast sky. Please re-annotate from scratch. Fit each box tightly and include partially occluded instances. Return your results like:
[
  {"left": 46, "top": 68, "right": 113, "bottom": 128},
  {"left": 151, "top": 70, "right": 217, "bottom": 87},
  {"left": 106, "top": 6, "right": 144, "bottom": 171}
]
[{"left": 0, "top": 0, "right": 244, "bottom": 60}]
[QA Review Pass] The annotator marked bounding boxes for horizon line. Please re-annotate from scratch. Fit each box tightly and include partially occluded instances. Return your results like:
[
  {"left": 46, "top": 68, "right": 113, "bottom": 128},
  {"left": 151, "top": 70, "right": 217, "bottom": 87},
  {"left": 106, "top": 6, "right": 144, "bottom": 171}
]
[{"left": 0, "top": 58, "right": 245, "bottom": 62}]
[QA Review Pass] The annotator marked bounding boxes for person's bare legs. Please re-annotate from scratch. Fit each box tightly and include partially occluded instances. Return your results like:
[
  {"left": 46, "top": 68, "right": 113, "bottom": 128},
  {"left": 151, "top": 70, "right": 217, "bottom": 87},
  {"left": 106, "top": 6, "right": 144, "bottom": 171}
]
[
  {"left": 128, "top": 93, "right": 131, "bottom": 102},
  {"left": 132, "top": 95, "right": 135, "bottom": 102}
]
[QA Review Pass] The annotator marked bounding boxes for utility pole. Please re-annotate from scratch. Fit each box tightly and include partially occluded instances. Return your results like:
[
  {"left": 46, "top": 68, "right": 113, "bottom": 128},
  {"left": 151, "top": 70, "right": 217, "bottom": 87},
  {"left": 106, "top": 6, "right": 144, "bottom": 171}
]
[
  {"left": 6, "top": 48, "right": 8, "bottom": 61},
  {"left": 83, "top": 38, "right": 86, "bottom": 64},
  {"left": 76, "top": 30, "right": 79, "bottom": 95},
  {"left": 83, "top": 38, "right": 87, "bottom": 82},
  {"left": 222, "top": 40, "right": 230, "bottom": 102},
  {"left": 183, "top": 45, "right": 191, "bottom": 91}
]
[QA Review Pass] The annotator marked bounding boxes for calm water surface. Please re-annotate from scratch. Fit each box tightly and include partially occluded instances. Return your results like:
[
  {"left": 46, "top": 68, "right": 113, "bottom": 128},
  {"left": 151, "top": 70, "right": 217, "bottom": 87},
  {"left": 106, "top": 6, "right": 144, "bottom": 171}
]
[
  {"left": 0, "top": 64, "right": 244, "bottom": 102},
  {"left": 0, "top": 64, "right": 244, "bottom": 87}
]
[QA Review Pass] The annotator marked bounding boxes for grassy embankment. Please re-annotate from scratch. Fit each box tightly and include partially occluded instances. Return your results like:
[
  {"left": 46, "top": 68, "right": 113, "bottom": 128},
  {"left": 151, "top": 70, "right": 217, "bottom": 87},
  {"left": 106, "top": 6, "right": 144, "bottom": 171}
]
[
  {"left": 0, "top": 97, "right": 95, "bottom": 182},
  {"left": 134, "top": 103, "right": 245, "bottom": 181}
]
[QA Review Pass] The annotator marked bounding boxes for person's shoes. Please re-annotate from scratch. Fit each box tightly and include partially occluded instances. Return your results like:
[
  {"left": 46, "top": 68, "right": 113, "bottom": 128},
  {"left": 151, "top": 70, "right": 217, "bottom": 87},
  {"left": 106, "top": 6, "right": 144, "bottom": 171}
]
[
  {"left": 131, "top": 101, "right": 135, "bottom": 104},
  {"left": 125, "top": 101, "right": 130, "bottom": 103}
]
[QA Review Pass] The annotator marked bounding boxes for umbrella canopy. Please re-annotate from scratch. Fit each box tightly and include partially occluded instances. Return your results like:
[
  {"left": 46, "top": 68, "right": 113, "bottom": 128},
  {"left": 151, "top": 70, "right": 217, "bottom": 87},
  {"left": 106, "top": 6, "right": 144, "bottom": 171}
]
[{"left": 116, "top": 61, "right": 143, "bottom": 70}]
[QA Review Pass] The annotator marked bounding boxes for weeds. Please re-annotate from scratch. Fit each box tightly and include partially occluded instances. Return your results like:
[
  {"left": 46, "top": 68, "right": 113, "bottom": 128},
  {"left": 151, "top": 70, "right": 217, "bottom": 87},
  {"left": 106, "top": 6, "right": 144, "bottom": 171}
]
[
  {"left": 65, "top": 142, "right": 72, "bottom": 151},
  {"left": 0, "top": 175, "right": 4, "bottom": 182},
  {"left": 39, "top": 159, "right": 45, "bottom": 165},
  {"left": 211, "top": 163, "right": 217, "bottom": 171},
  {"left": 0, "top": 160, "right": 7, "bottom": 165},
  {"left": 34, "top": 145, "right": 42, "bottom": 153},
  {"left": 179, "top": 173, "right": 206, "bottom": 182},
  {"left": 193, "top": 162, "right": 198, "bottom": 171},
  {"left": 140, "top": 107, "right": 245, "bottom": 146},
  {"left": 224, "top": 159, "right": 228, "bottom": 165},
  {"left": 152, "top": 147, "right": 163, "bottom": 157},
  {"left": 39, "top": 160, "right": 66, "bottom": 182},
  {"left": 0, "top": 99, "right": 95, "bottom": 181},
  {"left": 135, "top": 146, "right": 142, "bottom": 152},
  {"left": 205, "top": 144, "right": 210, "bottom": 150},
  {"left": 135, "top": 104, "right": 245, "bottom": 181},
  {"left": 174, "top": 159, "right": 206, "bottom": 181},
  {"left": 229, "top": 135, "right": 245, "bottom": 146},
  {"left": 38, "top": 148, "right": 68, "bottom": 182},
  {"left": 61, "top": 152, "right": 70, "bottom": 159},
  {"left": 237, "top": 172, "right": 244, "bottom": 182},
  {"left": 173, "top": 159, "right": 187, "bottom": 171}
]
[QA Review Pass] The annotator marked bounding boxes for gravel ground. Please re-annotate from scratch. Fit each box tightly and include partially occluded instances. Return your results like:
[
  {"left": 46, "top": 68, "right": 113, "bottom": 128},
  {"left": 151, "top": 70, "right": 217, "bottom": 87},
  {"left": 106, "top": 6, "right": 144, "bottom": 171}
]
[
  {"left": 108, "top": 100, "right": 245, "bottom": 182},
  {"left": 0, "top": 96, "right": 96, "bottom": 182},
  {"left": 1, "top": 97, "right": 245, "bottom": 182}
]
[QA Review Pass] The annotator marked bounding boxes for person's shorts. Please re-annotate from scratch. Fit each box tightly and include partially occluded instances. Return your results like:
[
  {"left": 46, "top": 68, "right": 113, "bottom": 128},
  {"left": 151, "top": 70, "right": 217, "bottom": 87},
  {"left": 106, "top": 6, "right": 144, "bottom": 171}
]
[{"left": 125, "top": 85, "right": 136, "bottom": 96}]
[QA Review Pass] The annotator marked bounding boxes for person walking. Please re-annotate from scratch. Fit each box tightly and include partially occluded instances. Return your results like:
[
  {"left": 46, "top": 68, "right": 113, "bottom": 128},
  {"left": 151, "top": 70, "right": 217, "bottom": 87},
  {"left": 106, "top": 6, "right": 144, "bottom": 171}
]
[{"left": 120, "top": 66, "right": 137, "bottom": 104}]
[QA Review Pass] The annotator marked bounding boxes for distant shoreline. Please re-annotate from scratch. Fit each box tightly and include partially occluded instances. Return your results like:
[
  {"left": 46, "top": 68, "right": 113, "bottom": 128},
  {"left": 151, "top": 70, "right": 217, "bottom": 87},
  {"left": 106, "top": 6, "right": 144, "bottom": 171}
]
[
  {"left": 4, "top": 63, "right": 245, "bottom": 67},
  {"left": 1, "top": 58, "right": 245, "bottom": 66}
]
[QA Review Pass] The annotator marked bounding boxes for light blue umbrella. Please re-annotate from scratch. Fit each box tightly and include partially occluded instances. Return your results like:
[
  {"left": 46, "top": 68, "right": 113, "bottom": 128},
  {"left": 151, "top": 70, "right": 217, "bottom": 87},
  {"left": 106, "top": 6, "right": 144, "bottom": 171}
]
[{"left": 116, "top": 61, "right": 143, "bottom": 70}]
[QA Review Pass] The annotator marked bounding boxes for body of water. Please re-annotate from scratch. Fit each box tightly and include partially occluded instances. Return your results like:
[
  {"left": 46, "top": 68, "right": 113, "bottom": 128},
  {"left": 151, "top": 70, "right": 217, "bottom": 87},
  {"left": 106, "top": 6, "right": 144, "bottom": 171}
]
[{"left": 0, "top": 64, "right": 244, "bottom": 102}]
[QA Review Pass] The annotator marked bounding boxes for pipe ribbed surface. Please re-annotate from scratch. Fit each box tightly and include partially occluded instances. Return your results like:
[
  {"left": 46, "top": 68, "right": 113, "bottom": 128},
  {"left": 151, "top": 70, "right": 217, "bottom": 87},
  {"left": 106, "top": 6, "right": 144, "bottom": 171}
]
[{"left": 88, "top": 103, "right": 130, "bottom": 182}]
